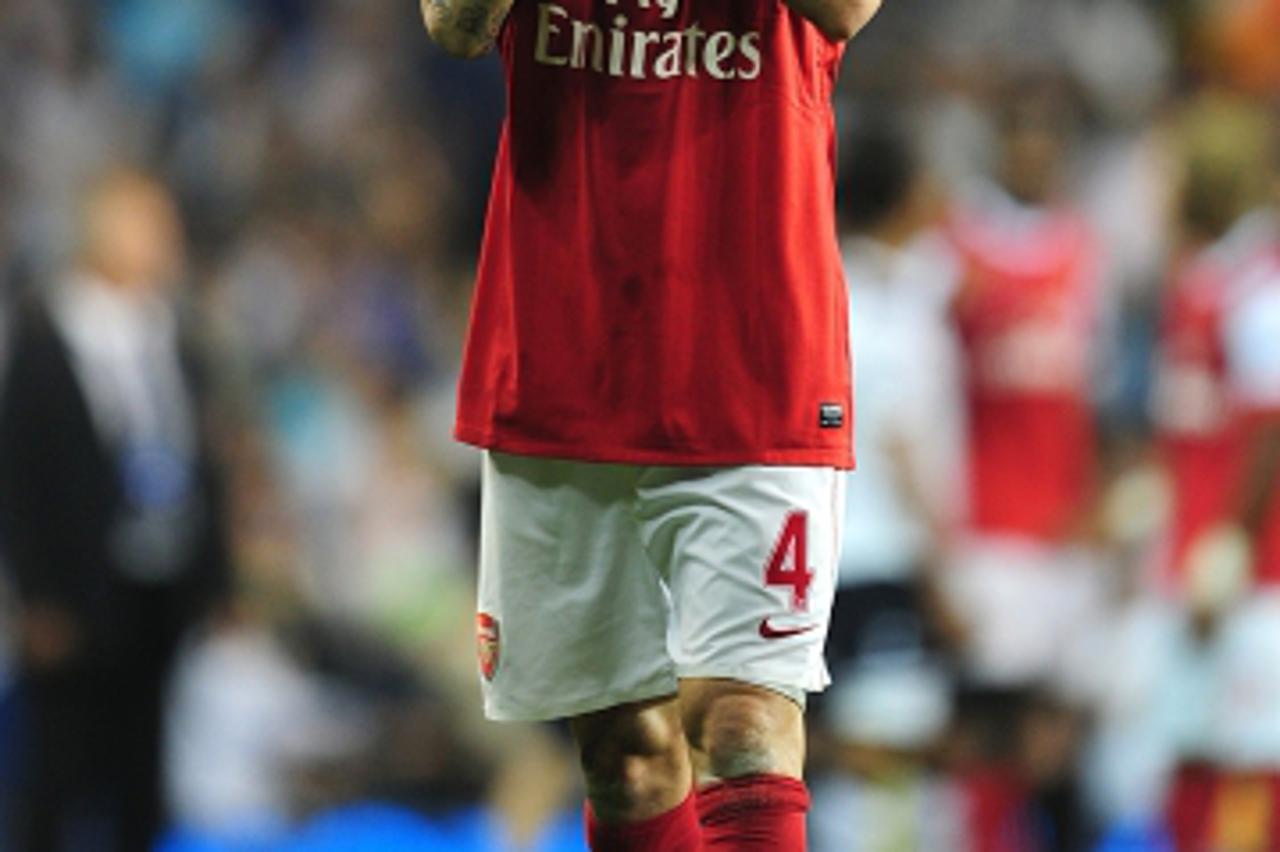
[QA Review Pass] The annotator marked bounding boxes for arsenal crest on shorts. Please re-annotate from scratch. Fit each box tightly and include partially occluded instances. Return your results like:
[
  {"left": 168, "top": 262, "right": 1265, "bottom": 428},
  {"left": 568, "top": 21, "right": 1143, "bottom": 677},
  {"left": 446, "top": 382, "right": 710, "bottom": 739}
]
[{"left": 476, "top": 612, "right": 500, "bottom": 681}]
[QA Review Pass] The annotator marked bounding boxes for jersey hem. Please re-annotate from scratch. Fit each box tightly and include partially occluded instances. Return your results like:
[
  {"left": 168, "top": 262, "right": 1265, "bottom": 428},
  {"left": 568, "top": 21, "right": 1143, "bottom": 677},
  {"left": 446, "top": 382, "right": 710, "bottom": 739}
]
[{"left": 455, "top": 422, "right": 855, "bottom": 470}]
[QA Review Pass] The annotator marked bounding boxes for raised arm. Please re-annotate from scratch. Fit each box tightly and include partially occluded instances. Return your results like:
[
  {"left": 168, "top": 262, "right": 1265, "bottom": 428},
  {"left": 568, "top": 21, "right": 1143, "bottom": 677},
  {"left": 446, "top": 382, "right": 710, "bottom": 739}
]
[
  {"left": 785, "top": 0, "right": 883, "bottom": 42},
  {"left": 420, "top": 0, "right": 514, "bottom": 59}
]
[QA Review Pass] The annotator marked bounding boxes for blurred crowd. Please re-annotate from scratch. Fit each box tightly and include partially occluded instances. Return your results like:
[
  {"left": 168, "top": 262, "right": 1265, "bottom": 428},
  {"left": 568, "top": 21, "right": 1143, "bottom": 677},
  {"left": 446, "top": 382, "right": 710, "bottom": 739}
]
[{"left": 0, "top": 0, "right": 1277, "bottom": 850}]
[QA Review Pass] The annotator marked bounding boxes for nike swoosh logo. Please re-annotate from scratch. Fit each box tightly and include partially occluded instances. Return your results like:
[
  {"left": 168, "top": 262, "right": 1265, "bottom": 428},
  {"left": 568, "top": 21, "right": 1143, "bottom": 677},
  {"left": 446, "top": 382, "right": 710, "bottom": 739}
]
[{"left": 758, "top": 618, "right": 819, "bottom": 640}]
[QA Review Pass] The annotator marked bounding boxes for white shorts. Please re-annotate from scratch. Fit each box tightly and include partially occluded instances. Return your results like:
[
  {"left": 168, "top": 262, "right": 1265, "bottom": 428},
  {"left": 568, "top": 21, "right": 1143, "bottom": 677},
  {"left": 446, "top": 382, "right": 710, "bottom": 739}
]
[
  {"left": 476, "top": 452, "right": 844, "bottom": 721},
  {"left": 942, "top": 535, "right": 1103, "bottom": 694}
]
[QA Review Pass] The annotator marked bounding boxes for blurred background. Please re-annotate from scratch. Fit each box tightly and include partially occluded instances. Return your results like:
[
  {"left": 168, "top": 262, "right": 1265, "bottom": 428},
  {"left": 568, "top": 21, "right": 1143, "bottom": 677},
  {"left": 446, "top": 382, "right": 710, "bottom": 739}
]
[{"left": 0, "top": 0, "right": 1277, "bottom": 850}]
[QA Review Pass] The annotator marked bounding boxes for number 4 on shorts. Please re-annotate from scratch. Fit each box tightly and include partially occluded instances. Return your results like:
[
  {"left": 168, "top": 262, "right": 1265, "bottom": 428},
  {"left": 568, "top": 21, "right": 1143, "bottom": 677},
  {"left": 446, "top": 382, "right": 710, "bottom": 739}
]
[{"left": 765, "top": 511, "right": 813, "bottom": 611}]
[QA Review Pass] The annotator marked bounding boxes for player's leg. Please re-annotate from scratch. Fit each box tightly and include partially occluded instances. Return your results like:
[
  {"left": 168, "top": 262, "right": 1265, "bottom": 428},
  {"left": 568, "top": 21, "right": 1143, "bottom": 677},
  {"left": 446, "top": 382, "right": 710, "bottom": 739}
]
[
  {"left": 570, "top": 695, "right": 703, "bottom": 850},
  {"left": 680, "top": 678, "right": 805, "bottom": 779},
  {"left": 637, "top": 464, "right": 844, "bottom": 851},
  {"left": 680, "top": 678, "right": 811, "bottom": 850},
  {"left": 475, "top": 452, "right": 697, "bottom": 850}
]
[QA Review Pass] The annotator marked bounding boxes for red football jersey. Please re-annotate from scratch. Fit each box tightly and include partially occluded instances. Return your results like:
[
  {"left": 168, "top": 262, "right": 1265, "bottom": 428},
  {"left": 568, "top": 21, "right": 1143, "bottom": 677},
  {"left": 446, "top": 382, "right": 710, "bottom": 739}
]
[
  {"left": 1230, "top": 243, "right": 1280, "bottom": 587},
  {"left": 1154, "top": 248, "right": 1250, "bottom": 591},
  {"left": 947, "top": 198, "right": 1099, "bottom": 542},
  {"left": 1157, "top": 232, "right": 1280, "bottom": 591},
  {"left": 454, "top": 0, "right": 853, "bottom": 468}
]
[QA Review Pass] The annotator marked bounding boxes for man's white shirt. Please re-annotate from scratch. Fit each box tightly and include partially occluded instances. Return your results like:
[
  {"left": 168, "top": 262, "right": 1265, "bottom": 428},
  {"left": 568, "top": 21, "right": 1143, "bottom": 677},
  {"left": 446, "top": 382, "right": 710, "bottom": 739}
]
[{"left": 840, "top": 233, "right": 965, "bottom": 585}]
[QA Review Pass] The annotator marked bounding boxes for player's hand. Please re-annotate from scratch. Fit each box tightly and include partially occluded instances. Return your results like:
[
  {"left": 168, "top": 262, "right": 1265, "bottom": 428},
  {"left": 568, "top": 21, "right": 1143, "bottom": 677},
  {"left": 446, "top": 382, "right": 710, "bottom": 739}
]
[{"left": 421, "top": 0, "right": 514, "bottom": 59}]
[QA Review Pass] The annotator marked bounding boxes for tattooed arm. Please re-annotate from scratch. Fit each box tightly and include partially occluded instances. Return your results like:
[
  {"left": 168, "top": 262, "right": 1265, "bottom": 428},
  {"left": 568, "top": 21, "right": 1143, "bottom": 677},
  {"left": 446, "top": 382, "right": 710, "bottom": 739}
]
[
  {"left": 421, "top": 0, "right": 514, "bottom": 59},
  {"left": 785, "top": 0, "right": 883, "bottom": 41}
]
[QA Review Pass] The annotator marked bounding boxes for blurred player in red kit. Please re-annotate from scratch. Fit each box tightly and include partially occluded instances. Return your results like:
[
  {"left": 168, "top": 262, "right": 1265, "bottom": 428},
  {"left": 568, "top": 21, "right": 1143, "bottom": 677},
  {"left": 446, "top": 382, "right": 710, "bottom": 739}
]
[
  {"left": 939, "top": 79, "right": 1104, "bottom": 850},
  {"left": 941, "top": 80, "right": 1104, "bottom": 695},
  {"left": 1153, "top": 96, "right": 1278, "bottom": 603},
  {"left": 420, "top": 0, "right": 881, "bottom": 848},
  {"left": 1158, "top": 94, "right": 1280, "bottom": 852}
]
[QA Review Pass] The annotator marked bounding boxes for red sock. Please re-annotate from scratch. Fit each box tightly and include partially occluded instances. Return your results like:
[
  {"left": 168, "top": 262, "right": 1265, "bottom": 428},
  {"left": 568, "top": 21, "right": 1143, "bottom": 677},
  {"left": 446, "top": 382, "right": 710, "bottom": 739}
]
[
  {"left": 585, "top": 789, "right": 704, "bottom": 851},
  {"left": 696, "top": 774, "right": 810, "bottom": 851}
]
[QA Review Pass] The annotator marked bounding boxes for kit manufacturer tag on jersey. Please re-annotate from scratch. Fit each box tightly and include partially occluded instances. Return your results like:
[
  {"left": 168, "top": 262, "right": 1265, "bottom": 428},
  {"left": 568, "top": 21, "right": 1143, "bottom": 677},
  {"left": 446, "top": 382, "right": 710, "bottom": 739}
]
[{"left": 819, "top": 403, "right": 844, "bottom": 429}]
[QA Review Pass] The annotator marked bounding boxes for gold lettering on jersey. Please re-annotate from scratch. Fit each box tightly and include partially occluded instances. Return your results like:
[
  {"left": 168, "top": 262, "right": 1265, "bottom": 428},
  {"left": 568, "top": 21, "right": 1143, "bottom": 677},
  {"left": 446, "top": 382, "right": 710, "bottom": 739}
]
[
  {"left": 533, "top": 3, "right": 763, "bottom": 81},
  {"left": 535, "top": 3, "right": 570, "bottom": 65},
  {"left": 606, "top": 0, "right": 680, "bottom": 20}
]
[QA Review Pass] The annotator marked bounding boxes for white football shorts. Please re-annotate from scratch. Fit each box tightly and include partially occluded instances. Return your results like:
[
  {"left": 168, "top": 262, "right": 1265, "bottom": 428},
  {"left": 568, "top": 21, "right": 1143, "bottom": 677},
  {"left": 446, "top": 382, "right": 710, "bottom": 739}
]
[
  {"left": 942, "top": 534, "right": 1104, "bottom": 694},
  {"left": 475, "top": 451, "right": 845, "bottom": 722}
]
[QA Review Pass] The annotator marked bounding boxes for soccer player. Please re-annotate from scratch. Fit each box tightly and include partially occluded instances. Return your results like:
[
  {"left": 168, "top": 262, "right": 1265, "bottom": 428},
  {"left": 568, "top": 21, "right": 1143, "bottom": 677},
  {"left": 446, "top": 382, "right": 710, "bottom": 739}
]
[
  {"left": 941, "top": 79, "right": 1104, "bottom": 694},
  {"left": 420, "top": 0, "right": 881, "bottom": 849},
  {"left": 1159, "top": 96, "right": 1280, "bottom": 850},
  {"left": 1153, "top": 95, "right": 1279, "bottom": 605},
  {"left": 1144, "top": 98, "right": 1276, "bottom": 848},
  {"left": 938, "top": 79, "right": 1103, "bottom": 848}
]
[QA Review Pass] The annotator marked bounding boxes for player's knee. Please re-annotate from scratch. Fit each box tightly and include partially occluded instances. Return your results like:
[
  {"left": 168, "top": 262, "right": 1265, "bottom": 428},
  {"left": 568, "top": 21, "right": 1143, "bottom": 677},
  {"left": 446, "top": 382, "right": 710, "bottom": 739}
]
[
  {"left": 571, "top": 699, "right": 688, "bottom": 816},
  {"left": 700, "top": 692, "right": 784, "bottom": 778},
  {"left": 685, "top": 685, "right": 804, "bottom": 780}
]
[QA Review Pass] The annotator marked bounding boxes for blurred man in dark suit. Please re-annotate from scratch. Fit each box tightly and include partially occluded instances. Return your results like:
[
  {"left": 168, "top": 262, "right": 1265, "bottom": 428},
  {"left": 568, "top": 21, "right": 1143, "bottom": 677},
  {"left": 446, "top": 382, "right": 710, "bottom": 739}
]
[{"left": 0, "top": 169, "right": 231, "bottom": 852}]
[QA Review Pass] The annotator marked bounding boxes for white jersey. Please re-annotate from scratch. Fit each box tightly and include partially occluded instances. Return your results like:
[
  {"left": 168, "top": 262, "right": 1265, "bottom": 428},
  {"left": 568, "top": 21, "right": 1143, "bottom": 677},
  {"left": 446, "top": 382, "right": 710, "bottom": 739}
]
[{"left": 840, "top": 233, "right": 965, "bottom": 584}]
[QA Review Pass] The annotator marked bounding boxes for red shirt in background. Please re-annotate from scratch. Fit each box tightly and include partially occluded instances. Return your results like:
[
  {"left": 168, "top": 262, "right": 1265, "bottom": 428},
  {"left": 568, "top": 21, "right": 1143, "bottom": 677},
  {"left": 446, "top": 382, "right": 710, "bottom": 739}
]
[
  {"left": 947, "top": 197, "right": 1099, "bottom": 542},
  {"left": 1153, "top": 247, "right": 1248, "bottom": 590},
  {"left": 1227, "top": 241, "right": 1280, "bottom": 586},
  {"left": 455, "top": 0, "right": 853, "bottom": 469}
]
